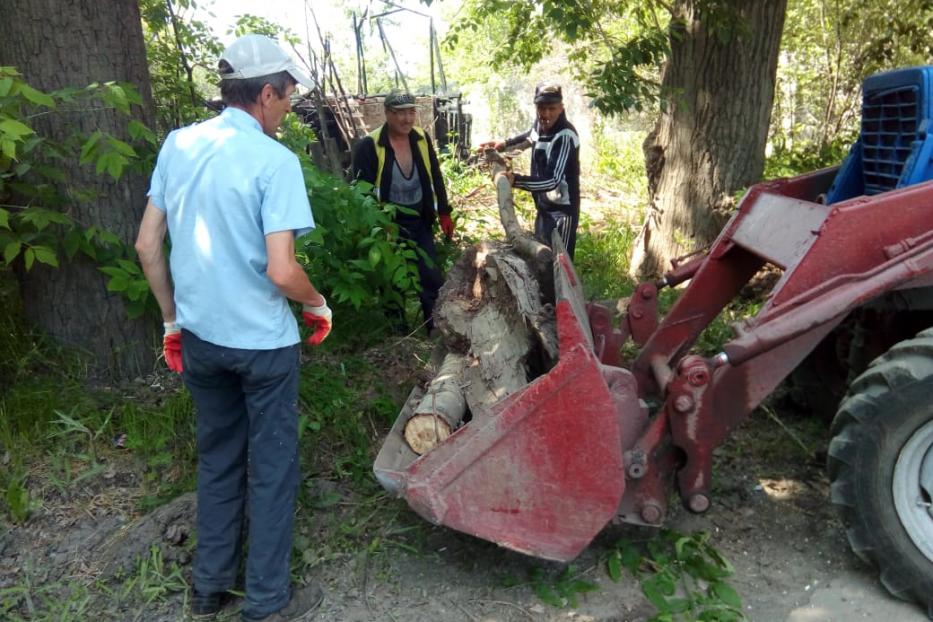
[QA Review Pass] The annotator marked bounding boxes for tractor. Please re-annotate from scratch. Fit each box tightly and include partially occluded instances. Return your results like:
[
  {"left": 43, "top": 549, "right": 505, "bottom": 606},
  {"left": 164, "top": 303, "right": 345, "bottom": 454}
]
[{"left": 375, "top": 66, "right": 933, "bottom": 614}]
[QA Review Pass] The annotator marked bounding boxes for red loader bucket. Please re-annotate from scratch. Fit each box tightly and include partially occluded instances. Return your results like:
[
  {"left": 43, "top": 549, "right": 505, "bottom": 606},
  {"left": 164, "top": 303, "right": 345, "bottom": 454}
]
[{"left": 374, "top": 242, "right": 637, "bottom": 561}]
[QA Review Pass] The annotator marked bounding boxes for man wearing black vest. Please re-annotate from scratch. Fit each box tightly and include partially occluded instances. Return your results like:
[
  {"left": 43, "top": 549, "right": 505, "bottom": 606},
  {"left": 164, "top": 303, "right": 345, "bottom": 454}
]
[{"left": 351, "top": 92, "right": 452, "bottom": 333}]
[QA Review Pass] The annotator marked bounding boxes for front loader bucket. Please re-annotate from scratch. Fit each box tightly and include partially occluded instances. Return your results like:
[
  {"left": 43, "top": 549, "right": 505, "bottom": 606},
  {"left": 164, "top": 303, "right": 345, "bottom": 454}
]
[{"left": 374, "top": 238, "right": 640, "bottom": 561}]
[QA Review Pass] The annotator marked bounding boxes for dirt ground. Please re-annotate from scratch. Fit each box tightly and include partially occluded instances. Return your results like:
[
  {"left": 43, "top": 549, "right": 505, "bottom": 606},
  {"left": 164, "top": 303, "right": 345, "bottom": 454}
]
[{"left": 1, "top": 394, "right": 929, "bottom": 622}]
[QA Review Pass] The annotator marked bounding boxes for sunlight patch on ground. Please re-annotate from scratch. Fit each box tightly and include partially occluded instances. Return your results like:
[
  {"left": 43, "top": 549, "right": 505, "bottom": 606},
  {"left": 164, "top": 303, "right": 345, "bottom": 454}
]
[{"left": 757, "top": 477, "right": 807, "bottom": 501}]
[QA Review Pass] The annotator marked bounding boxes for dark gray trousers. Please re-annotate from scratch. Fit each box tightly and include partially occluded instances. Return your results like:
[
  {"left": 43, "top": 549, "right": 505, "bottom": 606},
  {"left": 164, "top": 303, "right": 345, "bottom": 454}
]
[
  {"left": 534, "top": 208, "right": 579, "bottom": 259},
  {"left": 182, "top": 330, "right": 300, "bottom": 619}
]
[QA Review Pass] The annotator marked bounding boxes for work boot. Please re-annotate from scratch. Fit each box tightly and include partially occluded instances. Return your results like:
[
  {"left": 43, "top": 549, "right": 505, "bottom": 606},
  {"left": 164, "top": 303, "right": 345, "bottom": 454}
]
[
  {"left": 240, "top": 583, "right": 324, "bottom": 622},
  {"left": 191, "top": 589, "right": 233, "bottom": 619}
]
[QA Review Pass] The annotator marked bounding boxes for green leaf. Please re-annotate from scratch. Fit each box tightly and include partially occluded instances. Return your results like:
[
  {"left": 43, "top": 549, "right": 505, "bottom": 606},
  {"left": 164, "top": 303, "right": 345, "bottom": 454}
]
[
  {"left": 367, "top": 245, "right": 382, "bottom": 267},
  {"left": 642, "top": 581, "right": 672, "bottom": 612},
  {"left": 126, "top": 279, "right": 150, "bottom": 301},
  {"left": 0, "top": 118, "right": 34, "bottom": 139},
  {"left": 106, "top": 274, "right": 130, "bottom": 292},
  {"left": 97, "top": 230, "right": 121, "bottom": 246},
  {"left": 2, "top": 139, "right": 16, "bottom": 160},
  {"left": 569, "top": 579, "right": 599, "bottom": 593},
  {"left": 0, "top": 208, "right": 8, "bottom": 230},
  {"left": 666, "top": 597, "right": 690, "bottom": 614},
  {"left": 32, "top": 245, "right": 58, "bottom": 267},
  {"left": 63, "top": 229, "right": 81, "bottom": 258},
  {"left": 17, "top": 83, "right": 55, "bottom": 108},
  {"left": 95, "top": 150, "right": 111, "bottom": 175},
  {"left": 348, "top": 258, "right": 373, "bottom": 272},
  {"left": 116, "top": 258, "right": 140, "bottom": 274},
  {"left": 106, "top": 152, "right": 125, "bottom": 179},
  {"left": 3, "top": 240, "right": 21, "bottom": 264},
  {"left": 711, "top": 582, "right": 742, "bottom": 609},
  {"left": 80, "top": 131, "right": 103, "bottom": 164},
  {"left": 0, "top": 77, "right": 13, "bottom": 97},
  {"left": 532, "top": 582, "right": 564, "bottom": 608},
  {"left": 80, "top": 239, "right": 97, "bottom": 260},
  {"left": 99, "top": 266, "right": 129, "bottom": 279},
  {"left": 607, "top": 552, "right": 622, "bottom": 582},
  {"left": 107, "top": 137, "right": 137, "bottom": 157},
  {"left": 23, "top": 247, "right": 35, "bottom": 270},
  {"left": 127, "top": 119, "right": 144, "bottom": 140},
  {"left": 126, "top": 299, "right": 146, "bottom": 319},
  {"left": 616, "top": 539, "right": 643, "bottom": 573}
]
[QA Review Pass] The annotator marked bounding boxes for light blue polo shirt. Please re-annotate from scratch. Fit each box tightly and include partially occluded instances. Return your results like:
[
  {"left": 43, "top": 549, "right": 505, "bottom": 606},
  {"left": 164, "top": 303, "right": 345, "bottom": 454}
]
[{"left": 148, "top": 107, "right": 314, "bottom": 350}]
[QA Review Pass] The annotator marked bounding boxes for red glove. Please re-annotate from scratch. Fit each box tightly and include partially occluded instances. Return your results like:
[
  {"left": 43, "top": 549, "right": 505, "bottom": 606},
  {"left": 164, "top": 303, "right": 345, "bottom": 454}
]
[
  {"left": 163, "top": 322, "right": 183, "bottom": 373},
  {"left": 439, "top": 213, "right": 455, "bottom": 239},
  {"left": 302, "top": 298, "right": 333, "bottom": 346}
]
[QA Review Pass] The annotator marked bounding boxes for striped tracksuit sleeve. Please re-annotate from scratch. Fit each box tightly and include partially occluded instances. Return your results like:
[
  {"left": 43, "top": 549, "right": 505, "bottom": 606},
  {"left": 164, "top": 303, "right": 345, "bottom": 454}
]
[{"left": 513, "top": 133, "right": 572, "bottom": 193}]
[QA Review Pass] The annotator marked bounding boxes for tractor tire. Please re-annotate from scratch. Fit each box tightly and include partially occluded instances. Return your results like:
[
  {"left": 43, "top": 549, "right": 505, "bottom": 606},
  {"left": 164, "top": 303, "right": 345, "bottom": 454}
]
[{"left": 828, "top": 326, "right": 933, "bottom": 612}]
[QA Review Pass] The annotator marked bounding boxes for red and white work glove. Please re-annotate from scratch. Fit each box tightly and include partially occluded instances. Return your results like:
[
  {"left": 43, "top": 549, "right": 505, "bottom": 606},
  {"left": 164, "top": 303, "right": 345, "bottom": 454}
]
[
  {"left": 439, "top": 213, "right": 455, "bottom": 240},
  {"left": 302, "top": 298, "right": 333, "bottom": 346},
  {"left": 163, "top": 321, "right": 183, "bottom": 373}
]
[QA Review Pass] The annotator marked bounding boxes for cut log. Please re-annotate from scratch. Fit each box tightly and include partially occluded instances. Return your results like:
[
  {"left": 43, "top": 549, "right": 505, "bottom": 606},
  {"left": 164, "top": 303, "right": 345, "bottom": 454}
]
[
  {"left": 405, "top": 352, "right": 466, "bottom": 455},
  {"left": 404, "top": 415, "right": 451, "bottom": 455}
]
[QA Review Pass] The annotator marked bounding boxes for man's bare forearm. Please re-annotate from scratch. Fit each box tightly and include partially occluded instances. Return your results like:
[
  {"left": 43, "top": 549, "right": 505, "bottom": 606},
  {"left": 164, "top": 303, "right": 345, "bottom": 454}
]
[
  {"left": 139, "top": 248, "right": 176, "bottom": 323},
  {"left": 135, "top": 200, "right": 176, "bottom": 323}
]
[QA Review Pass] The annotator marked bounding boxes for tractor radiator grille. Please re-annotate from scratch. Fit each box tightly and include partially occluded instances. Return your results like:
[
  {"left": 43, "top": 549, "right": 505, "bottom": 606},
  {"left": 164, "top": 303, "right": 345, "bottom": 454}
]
[{"left": 861, "top": 86, "right": 920, "bottom": 195}]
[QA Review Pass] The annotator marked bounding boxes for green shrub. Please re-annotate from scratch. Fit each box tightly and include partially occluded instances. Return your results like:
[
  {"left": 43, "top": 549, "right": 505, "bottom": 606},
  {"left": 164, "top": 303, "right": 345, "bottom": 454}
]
[{"left": 277, "top": 116, "right": 424, "bottom": 342}]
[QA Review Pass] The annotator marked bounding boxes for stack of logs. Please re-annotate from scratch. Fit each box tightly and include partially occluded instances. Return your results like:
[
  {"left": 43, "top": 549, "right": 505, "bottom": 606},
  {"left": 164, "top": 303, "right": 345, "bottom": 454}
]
[{"left": 403, "top": 150, "right": 559, "bottom": 454}]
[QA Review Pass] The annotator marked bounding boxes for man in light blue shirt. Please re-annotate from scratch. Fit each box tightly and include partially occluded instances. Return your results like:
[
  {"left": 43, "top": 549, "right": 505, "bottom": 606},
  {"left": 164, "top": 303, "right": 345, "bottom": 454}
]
[{"left": 136, "top": 34, "right": 330, "bottom": 622}]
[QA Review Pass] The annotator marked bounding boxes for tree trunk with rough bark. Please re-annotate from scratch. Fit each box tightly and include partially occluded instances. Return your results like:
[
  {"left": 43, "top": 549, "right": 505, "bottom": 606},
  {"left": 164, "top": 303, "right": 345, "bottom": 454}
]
[
  {"left": 0, "top": 0, "right": 157, "bottom": 380},
  {"left": 631, "top": 0, "right": 787, "bottom": 278}
]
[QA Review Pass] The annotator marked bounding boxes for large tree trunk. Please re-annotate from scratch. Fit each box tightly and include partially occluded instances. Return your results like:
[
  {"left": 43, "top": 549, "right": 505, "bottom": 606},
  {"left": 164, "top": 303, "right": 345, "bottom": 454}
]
[
  {"left": 0, "top": 0, "right": 157, "bottom": 380},
  {"left": 631, "top": 0, "right": 787, "bottom": 278}
]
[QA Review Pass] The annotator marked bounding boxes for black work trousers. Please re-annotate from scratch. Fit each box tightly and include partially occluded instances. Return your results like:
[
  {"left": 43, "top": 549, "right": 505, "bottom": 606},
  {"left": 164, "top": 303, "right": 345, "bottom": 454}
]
[{"left": 182, "top": 330, "right": 300, "bottom": 620}]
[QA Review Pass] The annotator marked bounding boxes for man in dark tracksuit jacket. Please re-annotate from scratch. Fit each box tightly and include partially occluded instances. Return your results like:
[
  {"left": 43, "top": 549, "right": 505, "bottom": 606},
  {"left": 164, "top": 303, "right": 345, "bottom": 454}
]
[
  {"left": 351, "top": 92, "right": 453, "bottom": 332},
  {"left": 480, "top": 83, "right": 581, "bottom": 257}
]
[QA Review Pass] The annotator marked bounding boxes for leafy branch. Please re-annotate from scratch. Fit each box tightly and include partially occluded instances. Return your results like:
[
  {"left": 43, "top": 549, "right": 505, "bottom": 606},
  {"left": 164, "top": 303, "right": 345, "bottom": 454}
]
[
  {"left": 0, "top": 66, "right": 159, "bottom": 319},
  {"left": 607, "top": 530, "right": 746, "bottom": 622}
]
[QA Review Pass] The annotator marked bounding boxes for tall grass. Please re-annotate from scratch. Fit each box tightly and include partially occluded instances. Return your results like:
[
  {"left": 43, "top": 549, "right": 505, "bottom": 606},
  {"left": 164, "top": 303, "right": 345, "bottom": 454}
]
[{"left": 574, "top": 214, "right": 640, "bottom": 301}]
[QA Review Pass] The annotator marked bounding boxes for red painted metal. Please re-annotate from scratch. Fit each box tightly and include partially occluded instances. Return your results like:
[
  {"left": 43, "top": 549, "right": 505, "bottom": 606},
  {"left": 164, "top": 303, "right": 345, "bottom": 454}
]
[
  {"left": 628, "top": 282, "right": 660, "bottom": 346},
  {"left": 403, "top": 301, "right": 636, "bottom": 561},
  {"left": 587, "top": 302, "right": 626, "bottom": 367}
]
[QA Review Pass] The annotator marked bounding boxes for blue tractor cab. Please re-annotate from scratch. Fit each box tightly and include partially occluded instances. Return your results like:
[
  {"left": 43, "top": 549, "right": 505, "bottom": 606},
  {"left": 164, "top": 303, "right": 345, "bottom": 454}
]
[{"left": 825, "top": 66, "right": 933, "bottom": 204}]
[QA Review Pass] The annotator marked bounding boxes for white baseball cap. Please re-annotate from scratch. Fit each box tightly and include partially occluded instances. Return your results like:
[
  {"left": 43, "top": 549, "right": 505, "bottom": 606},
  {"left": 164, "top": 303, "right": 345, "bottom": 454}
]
[{"left": 220, "top": 34, "right": 314, "bottom": 89}]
